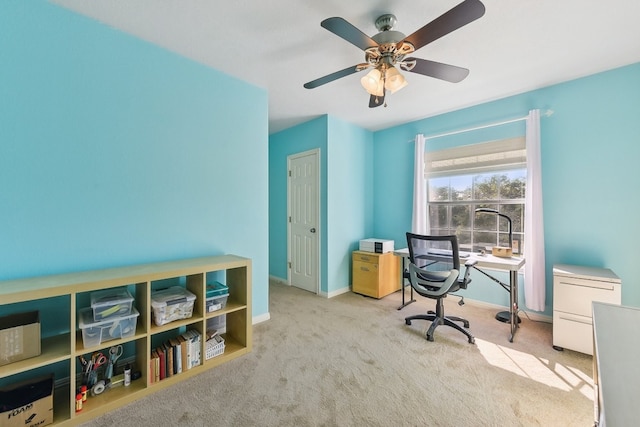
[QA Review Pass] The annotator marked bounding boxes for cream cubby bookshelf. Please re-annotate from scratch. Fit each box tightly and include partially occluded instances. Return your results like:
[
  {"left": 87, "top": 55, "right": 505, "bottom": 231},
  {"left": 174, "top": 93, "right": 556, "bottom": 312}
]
[{"left": 0, "top": 255, "right": 252, "bottom": 425}]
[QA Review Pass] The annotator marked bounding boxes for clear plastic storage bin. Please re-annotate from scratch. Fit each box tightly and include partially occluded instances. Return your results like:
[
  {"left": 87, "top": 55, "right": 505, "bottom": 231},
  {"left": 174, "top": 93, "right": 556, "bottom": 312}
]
[
  {"left": 78, "top": 307, "right": 139, "bottom": 348},
  {"left": 206, "top": 314, "right": 226, "bottom": 333},
  {"left": 150, "top": 286, "right": 196, "bottom": 326},
  {"left": 90, "top": 287, "right": 134, "bottom": 321},
  {"left": 205, "top": 281, "right": 229, "bottom": 313}
]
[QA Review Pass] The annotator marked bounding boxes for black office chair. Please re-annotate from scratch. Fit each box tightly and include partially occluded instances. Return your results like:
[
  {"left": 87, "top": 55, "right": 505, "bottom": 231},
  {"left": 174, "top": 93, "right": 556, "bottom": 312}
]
[{"left": 404, "top": 232, "right": 477, "bottom": 344}]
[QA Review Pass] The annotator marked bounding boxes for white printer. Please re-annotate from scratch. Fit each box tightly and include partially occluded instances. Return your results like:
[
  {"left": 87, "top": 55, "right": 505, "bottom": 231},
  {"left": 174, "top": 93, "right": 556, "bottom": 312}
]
[{"left": 359, "top": 238, "right": 394, "bottom": 254}]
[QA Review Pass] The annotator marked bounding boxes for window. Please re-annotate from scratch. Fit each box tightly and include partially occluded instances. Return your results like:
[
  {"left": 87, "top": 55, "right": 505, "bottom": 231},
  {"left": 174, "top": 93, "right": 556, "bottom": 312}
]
[{"left": 426, "top": 137, "right": 526, "bottom": 254}]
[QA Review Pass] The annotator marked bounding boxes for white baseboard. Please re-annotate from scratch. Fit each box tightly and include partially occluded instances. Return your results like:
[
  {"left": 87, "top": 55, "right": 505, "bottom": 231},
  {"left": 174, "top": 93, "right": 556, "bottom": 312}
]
[
  {"left": 324, "top": 286, "right": 350, "bottom": 299},
  {"left": 253, "top": 312, "right": 271, "bottom": 324},
  {"left": 269, "top": 275, "right": 350, "bottom": 299},
  {"left": 269, "top": 275, "right": 288, "bottom": 285}
]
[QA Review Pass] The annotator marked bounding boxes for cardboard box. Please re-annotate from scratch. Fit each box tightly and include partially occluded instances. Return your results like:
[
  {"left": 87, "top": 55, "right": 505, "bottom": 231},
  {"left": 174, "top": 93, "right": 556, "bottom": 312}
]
[
  {"left": 0, "top": 375, "right": 53, "bottom": 427},
  {"left": 0, "top": 311, "right": 41, "bottom": 367},
  {"left": 491, "top": 246, "right": 513, "bottom": 258}
]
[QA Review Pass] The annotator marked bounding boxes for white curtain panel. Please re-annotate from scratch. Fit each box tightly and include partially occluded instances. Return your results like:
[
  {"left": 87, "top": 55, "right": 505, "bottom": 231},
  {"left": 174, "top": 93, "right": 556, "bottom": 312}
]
[
  {"left": 412, "top": 134, "right": 429, "bottom": 234},
  {"left": 524, "top": 109, "right": 546, "bottom": 311}
]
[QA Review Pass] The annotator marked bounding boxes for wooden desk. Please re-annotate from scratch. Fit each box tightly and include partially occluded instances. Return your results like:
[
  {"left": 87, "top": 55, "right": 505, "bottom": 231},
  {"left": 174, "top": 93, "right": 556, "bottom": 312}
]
[
  {"left": 394, "top": 248, "right": 525, "bottom": 342},
  {"left": 592, "top": 302, "right": 640, "bottom": 426}
]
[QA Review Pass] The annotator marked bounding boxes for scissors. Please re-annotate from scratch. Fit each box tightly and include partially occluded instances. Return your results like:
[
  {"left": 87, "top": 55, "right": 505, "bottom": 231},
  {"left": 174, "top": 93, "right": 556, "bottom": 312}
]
[
  {"left": 85, "top": 352, "right": 106, "bottom": 388},
  {"left": 91, "top": 352, "right": 108, "bottom": 370},
  {"left": 105, "top": 345, "right": 123, "bottom": 379}
]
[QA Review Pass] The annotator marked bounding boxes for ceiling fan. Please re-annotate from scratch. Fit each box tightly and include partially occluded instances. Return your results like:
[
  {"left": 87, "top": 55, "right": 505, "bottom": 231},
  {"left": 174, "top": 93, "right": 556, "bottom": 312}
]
[{"left": 303, "top": 0, "right": 485, "bottom": 108}]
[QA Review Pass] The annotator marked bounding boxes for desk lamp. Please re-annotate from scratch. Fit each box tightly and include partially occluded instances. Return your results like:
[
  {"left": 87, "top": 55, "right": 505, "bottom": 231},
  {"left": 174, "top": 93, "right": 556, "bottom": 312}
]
[
  {"left": 475, "top": 208, "right": 513, "bottom": 258},
  {"left": 475, "top": 208, "right": 520, "bottom": 324}
]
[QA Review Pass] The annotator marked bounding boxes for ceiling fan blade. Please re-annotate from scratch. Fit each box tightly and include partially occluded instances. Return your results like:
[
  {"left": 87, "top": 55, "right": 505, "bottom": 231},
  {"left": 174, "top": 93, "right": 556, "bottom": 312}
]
[
  {"left": 402, "top": 0, "right": 485, "bottom": 51},
  {"left": 402, "top": 57, "right": 469, "bottom": 83},
  {"left": 369, "top": 90, "right": 385, "bottom": 108},
  {"left": 321, "top": 17, "right": 379, "bottom": 51},
  {"left": 303, "top": 65, "right": 363, "bottom": 89}
]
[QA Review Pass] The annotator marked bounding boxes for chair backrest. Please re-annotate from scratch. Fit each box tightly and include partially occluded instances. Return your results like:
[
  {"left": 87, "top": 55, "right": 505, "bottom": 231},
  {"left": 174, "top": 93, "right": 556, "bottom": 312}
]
[{"left": 406, "top": 233, "right": 461, "bottom": 274}]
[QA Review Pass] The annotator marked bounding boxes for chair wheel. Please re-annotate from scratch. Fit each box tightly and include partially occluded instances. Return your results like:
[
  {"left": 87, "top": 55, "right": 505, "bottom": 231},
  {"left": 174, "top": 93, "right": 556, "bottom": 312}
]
[
  {"left": 468, "top": 337, "right": 475, "bottom": 344},
  {"left": 426, "top": 334, "right": 434, "bottom": 342},
  {"left": 463, "top": 321, "right": 470, "bottom": 328}
]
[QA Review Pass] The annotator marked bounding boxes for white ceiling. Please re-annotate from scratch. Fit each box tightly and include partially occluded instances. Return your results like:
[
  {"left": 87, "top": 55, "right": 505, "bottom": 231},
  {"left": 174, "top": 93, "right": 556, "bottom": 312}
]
[{"left": 51, "top": 0, "right": 640, "bottom": 134}]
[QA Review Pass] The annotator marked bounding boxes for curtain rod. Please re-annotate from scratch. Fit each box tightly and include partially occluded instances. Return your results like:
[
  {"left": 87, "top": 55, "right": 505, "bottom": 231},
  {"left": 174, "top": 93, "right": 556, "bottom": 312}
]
[{"left": 410, "top": 109, "right": 553, "bottom": 142}]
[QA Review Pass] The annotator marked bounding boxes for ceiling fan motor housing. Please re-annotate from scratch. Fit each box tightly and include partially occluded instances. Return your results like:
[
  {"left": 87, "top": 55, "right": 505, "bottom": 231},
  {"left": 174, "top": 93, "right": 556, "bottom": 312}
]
[
  {"left": 368, "top": 15, "right": 414, "bottom": 68},
  {"left": 375, "top": 14, "right": 397, "bottom": 32}
]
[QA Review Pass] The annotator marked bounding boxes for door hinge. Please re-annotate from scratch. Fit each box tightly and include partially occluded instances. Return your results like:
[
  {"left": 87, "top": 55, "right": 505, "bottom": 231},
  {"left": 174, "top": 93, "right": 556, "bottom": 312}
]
[
  {"left": 288, "top": 216, "right": 291, "bottom": 223},
  {"left": 288, "top": 170, "right": 292, "bottom": 177},
  {"left": 288, "top": 262, "right": 292, "bottom": 269}
]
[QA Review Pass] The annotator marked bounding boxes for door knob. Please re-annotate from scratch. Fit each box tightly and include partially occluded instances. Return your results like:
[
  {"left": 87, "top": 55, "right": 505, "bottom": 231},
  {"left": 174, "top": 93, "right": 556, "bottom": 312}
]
[{"left": 310, "top": 228, "right": 316, "bottom": 233}]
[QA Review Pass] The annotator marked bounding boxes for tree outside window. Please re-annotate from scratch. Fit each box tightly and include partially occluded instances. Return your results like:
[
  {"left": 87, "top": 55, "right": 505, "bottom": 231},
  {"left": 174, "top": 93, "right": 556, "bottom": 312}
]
[{"left": 428, "top": 169, "right": 525, "bottom": 254}]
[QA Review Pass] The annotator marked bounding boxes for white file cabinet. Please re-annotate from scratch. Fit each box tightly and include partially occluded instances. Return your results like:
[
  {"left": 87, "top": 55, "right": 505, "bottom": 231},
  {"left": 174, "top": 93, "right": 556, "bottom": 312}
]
[{"left": 553, "top": 264, "right": 621, "bottom": 355}]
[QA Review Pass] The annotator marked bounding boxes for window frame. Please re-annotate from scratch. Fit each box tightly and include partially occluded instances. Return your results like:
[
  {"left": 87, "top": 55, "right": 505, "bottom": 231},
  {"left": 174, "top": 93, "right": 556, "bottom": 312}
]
[{"left": 426, "top": 137, "right": 527, "bottom": 254}]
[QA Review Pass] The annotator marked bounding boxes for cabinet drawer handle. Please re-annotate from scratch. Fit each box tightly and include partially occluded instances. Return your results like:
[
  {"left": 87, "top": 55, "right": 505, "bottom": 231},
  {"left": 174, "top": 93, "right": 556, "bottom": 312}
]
[
  {"left": 558, "top": 280, "right": 615, "bottom": 291},
  {"left": 360, "top": 256, "right": 370, "bottom": 262},
  {"left": 558, "top": 315, "right": 592, "bottom": 325},
  {"left": 360, "top": 266, "right": 370, "bottom": 272}
]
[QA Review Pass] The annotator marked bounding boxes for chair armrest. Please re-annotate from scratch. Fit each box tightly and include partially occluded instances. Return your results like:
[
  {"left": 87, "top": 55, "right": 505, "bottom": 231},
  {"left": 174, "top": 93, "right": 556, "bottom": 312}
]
[{"left": 459, "top": 259, "right": 477, "bottom": 288}]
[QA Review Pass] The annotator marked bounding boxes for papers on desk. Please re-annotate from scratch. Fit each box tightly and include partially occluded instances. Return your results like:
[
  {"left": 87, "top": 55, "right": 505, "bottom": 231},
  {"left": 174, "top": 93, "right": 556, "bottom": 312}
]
[{"left": 426, "top": 249, "right": 470, "bottom": 258}]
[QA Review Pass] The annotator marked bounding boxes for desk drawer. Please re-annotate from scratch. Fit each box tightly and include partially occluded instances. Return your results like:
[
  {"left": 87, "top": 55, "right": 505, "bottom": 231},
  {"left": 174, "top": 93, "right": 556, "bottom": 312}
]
[
  {"left": 353, "top": 252, "right": 379, "bottom": 265},
  {"left": 353, "top": 260, "right": 380, "bottom": 297},
  {"left": 553, "top": 277, "right": 620, "bottom": 317},
  {"left": 553, "top": 311, "right": 594, "bottom": 355}
]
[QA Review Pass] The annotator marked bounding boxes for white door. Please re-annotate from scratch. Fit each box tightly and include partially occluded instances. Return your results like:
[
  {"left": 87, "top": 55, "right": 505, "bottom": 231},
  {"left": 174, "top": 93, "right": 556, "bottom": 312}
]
[{"left": 288, "top": 149, "right": 320, "bottom": 294}]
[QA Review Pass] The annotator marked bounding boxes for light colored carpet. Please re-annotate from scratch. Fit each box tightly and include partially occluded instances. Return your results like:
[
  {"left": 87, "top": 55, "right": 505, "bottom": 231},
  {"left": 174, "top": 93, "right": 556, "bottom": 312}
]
[{"left": 82, "top": 281, "right": 594, "bottom": 426}]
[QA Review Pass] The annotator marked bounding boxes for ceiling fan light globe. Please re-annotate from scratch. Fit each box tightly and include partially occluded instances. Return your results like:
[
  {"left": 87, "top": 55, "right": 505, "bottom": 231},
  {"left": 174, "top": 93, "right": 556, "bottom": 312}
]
[
  {"left": 361, "top": 68, "right": 382, "bottom": 95},
  {"left": 385, "top": 67, "right": 408, "bottom": 93}
]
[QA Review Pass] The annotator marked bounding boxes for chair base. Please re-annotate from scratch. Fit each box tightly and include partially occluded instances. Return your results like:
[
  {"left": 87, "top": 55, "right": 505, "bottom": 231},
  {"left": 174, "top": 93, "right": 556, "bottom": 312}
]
[{"left": 405, "top": 314, "right": 475, "bottom": 344}]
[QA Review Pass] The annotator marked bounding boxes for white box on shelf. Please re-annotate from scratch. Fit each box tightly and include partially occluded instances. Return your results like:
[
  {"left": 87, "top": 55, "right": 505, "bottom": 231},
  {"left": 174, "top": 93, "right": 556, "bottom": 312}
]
[{"left": 359, "top": 238, "right": 394, "bottom": 254}]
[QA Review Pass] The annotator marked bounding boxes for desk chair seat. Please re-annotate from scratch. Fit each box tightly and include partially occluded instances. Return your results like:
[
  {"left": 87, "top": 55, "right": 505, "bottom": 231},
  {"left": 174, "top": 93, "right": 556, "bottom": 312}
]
[{"left": 404, "top": 233, "right": 476, "bottom": 344}]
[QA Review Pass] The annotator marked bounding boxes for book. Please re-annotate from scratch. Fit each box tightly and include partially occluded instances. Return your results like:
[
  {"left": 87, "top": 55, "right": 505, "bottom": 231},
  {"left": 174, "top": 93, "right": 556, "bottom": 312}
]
[
  {"left": 155, "top": 346, "right": 165, "bottom": 380},
  {"left": 163, "top": 342, "right": 174, "bottom": 377},
  {"left": 169, "top": 338, "right": 182, "bottom": 375},
  {"left": 193, "top": 330, "right": 202, "bottom": 366},
  {"left": 151, "top": 349, "right": 160, "bottom": 383},
  {"left": 182, "top": 329, "right": 201, "bottom": 368},
  {"left": 149, "top": 351, "right": 156, "bottom": 384},
  {"left": 177, "top": 335, "right": 189, "bottom": 372},
  {"left": 182, "top": 330, "right": 196, "bottom": 369}
]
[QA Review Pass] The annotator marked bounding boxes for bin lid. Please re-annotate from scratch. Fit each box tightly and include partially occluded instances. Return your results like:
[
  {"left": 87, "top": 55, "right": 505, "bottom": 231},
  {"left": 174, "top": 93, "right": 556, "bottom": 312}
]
[
  {"left": 150, "top": 286, "right": 196, "bottom": 308},
  {"left": 90, "top": 287, "right": 134, "bottom": 308},
  {"left": 78, "top": 306, "right": 139, "bottom": 329},
  {"left": 206, "top": 281, "right": 229, "bottom": 298}
]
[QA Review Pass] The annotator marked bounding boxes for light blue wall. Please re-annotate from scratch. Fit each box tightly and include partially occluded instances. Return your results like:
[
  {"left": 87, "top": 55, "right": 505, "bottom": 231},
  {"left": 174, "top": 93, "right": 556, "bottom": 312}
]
[
  {"left": 0, "top": 2, "right": 269, "bottom": 318},
  {"left": 268, "top": 116, "right": 328, "bottom": 287},
  {"left": 374, "top": 62, "right": 640, "bottom": 315},
  {"left": 268, "top": 115, "right": 374, "bottom": 295},
  {"left": 326, "top": 116, "right": 374, "bottom": 294}
]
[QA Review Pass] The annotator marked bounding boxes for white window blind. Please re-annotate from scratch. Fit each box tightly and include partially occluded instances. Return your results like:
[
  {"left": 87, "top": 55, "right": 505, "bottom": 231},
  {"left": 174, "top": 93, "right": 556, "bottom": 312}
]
[{"left": 426, "top": 136, "right": 526, "bottom": 177}]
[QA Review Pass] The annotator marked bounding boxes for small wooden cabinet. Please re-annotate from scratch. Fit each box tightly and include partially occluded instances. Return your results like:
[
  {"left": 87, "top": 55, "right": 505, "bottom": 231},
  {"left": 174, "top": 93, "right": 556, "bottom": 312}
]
[
  {"left": 552, "top": 264, "right": 621, "bottom": 355},
  {"left": 352, "top": 251, "right": 399, "bottom": 299}
]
